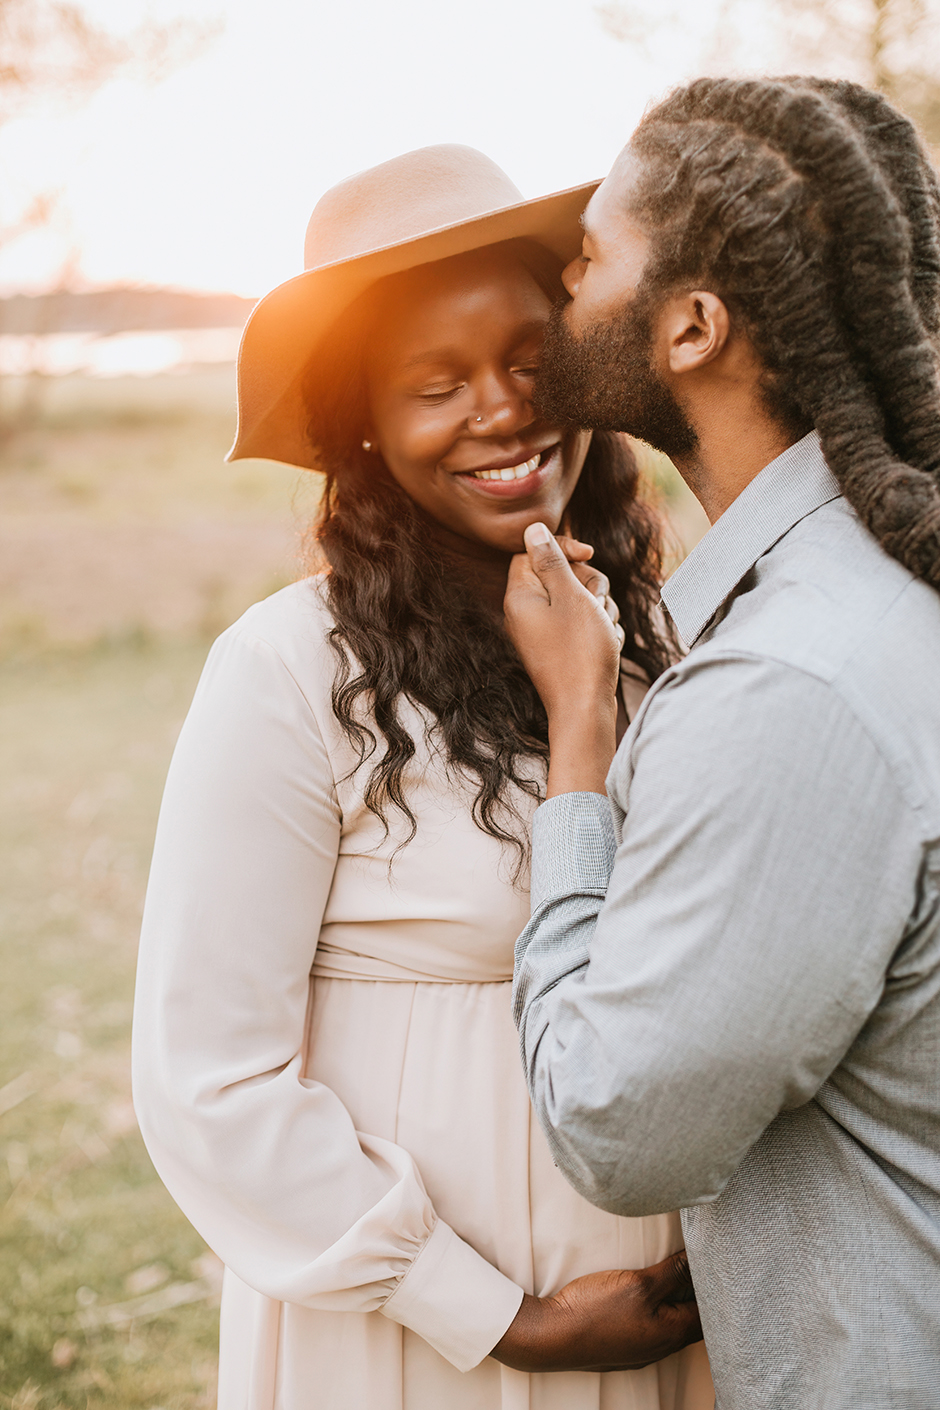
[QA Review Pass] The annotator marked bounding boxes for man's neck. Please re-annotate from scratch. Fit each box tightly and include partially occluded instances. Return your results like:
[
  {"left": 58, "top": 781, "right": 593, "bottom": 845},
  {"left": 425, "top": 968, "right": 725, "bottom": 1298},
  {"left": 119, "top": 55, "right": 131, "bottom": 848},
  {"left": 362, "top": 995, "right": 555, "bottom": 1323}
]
[
  {"left": 673, "top": 415, "right": 800, "bottom": 524},
  {"left": 664, "top": 338, "right": 804, "bottom": 524}
]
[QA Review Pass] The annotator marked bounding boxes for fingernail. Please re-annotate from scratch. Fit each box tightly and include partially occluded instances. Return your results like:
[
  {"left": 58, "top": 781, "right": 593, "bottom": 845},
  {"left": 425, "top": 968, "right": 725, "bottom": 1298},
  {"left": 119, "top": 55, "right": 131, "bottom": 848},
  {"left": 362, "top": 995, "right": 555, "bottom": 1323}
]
[{"left": 526, "top": 522, "right": 551, "bottom": 545}]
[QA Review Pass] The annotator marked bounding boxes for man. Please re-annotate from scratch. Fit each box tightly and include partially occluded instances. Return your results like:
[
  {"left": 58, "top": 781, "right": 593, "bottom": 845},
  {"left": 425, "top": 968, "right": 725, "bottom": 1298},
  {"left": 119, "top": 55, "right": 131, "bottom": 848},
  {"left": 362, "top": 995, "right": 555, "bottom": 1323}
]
[{"left": 505, "top": 76, "right": 940, "bottom": 1409}]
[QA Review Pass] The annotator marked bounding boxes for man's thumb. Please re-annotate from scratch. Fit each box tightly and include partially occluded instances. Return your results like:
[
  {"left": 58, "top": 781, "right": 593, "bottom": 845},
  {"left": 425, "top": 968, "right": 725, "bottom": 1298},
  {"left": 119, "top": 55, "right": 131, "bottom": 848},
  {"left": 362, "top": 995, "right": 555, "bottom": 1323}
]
[{"left": 524, "top": 522, "right": 571, "bottom": 583}]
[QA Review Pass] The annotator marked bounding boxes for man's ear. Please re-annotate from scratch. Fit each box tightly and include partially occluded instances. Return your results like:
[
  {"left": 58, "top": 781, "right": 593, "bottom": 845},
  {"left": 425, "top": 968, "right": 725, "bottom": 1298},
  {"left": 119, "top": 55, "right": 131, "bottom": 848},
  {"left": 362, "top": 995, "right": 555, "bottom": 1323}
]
[{"left": 660, "top": 291, "right": 731, "bottom": 375}]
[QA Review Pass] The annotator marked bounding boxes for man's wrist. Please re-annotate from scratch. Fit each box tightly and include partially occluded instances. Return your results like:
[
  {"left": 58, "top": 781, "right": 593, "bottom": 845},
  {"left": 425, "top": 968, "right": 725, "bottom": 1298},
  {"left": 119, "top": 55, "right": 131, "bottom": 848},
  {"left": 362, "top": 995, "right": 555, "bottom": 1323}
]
[
  {"left": 546, "top": 704, "right": 616, "bottom": 798},
  {"left": 491, "top": 1293, "right": 572, "bottom": 1372},
  {"left": 490, "top": 1293, "right": 543, "bottom": 1369}
]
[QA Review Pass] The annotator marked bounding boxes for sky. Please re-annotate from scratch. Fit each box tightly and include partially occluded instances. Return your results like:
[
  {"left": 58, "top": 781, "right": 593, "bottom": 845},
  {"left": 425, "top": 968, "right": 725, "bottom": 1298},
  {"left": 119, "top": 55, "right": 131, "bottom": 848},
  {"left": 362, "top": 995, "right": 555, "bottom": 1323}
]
[{"left": 0, "top": 0, "right": 809, "bottom": 298}]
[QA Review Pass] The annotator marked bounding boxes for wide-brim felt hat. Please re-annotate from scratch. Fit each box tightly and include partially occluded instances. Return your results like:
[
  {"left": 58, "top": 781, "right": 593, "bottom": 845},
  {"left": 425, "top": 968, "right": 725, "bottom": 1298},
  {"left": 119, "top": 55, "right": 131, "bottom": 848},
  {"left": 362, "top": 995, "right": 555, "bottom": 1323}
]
[{"left": 227, "top": 144, "right": 599, "bottom": 470}]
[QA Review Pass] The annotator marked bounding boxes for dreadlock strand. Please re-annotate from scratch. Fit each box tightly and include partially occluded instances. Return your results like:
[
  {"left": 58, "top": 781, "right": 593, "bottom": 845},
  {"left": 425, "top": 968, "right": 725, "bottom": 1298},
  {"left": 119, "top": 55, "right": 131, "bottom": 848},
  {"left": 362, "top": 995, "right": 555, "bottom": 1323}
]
[
  {"left": 796, "top": 77, "right": 940, "bottom": 339},
  {"left": 629, "top": 76, "right": 940, "bottom": 588},
  {"left": 668, "top": 80, "right": 940, "bottom": 477}
]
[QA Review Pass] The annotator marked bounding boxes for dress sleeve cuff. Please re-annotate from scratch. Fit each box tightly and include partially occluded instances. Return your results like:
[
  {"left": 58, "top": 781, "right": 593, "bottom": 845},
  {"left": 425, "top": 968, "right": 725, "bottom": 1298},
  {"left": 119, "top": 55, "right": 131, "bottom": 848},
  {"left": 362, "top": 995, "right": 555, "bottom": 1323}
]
[
  {"left": 530, "top": 791, "right": 617, "bottom": 911},
  {"left": 380, "top": 1218, "right": 524, "bottom": 1373}
]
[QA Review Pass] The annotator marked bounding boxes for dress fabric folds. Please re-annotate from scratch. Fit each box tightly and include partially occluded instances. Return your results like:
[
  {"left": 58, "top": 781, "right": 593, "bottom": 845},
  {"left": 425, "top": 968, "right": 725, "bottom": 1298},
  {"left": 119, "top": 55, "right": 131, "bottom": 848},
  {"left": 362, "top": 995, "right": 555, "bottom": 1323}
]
[{"left": 132, "top": 581, "right": 713, "bottom": 1410}]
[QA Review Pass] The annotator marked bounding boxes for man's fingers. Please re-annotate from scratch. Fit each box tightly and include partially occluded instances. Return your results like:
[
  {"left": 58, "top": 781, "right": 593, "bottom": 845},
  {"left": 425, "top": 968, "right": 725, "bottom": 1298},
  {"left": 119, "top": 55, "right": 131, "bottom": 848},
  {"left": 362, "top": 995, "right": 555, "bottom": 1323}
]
[
  {"left": 571, "top": 562, "right": 610, "bottom": 601},
  {"left": 555, "top": 534, "right": 594, "bottom": 563},
  {"left": 660, "top": 1296, "right": 704, "bottom": 1351}
]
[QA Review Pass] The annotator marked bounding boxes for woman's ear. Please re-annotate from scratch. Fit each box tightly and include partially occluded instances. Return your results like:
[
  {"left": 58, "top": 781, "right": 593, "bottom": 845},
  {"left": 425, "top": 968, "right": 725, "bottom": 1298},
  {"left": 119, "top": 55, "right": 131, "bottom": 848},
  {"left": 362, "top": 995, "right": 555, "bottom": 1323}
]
[{"left": 661, "top": 291, "right": 731, "bottom": 375}]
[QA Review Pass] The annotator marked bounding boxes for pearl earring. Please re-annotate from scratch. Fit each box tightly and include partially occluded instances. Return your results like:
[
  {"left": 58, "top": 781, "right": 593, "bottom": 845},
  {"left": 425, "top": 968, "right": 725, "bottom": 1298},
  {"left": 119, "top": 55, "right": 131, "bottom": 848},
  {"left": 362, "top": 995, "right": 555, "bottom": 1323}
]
[{"left": 362, "top": 439, "right": 372, "bottom": 451}]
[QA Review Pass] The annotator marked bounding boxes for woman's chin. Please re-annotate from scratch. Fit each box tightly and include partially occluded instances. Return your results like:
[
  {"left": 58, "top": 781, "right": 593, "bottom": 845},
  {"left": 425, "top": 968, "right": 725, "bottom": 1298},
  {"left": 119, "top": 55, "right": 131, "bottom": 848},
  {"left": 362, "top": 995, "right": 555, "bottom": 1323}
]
[
  {"left": 472, "top": 513, "right": 562, "bottom": 558},
  {"left": 423, "top": 498, "right": 567, "bottom": 560}
]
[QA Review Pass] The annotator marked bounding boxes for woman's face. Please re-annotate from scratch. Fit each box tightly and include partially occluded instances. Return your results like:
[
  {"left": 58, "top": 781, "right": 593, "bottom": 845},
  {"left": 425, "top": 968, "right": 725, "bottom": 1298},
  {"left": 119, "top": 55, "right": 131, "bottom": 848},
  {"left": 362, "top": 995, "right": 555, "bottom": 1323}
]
[{"left": 364, "top": 247, "right": 591, "bottom": 556}]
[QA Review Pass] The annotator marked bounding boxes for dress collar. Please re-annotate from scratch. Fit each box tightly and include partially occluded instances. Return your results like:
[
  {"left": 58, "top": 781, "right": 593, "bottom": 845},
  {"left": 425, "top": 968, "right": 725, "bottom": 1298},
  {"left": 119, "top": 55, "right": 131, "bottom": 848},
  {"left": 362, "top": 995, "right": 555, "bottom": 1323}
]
[{"left": 661, "top": 431, "right": 842, "bottom": 647}]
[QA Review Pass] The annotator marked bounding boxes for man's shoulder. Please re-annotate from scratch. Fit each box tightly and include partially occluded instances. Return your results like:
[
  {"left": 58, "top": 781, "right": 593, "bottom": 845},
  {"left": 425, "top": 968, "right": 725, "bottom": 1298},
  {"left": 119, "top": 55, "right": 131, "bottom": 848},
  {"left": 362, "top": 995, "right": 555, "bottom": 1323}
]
[
  {"left": 663, "top": 502, "right": 940, "bottom": 822},
  {"left": 709, "top": 498, "right": 938, "bottom": 679}
]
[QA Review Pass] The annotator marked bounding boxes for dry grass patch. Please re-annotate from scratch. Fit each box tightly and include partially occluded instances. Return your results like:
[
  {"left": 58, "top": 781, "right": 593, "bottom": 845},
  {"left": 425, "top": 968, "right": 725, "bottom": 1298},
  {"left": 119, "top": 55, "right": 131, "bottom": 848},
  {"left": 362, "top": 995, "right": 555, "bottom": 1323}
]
[{"left": 0, "top": 369, "right": 317, "bottom": 653}]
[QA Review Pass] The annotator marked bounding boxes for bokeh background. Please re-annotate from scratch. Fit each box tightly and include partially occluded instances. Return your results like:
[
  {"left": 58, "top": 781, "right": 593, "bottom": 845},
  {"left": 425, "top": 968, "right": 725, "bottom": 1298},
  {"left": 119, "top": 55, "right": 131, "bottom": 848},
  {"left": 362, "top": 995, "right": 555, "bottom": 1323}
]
[{"left": 1, "top": 2, "right": 937, "bottom": 1406}]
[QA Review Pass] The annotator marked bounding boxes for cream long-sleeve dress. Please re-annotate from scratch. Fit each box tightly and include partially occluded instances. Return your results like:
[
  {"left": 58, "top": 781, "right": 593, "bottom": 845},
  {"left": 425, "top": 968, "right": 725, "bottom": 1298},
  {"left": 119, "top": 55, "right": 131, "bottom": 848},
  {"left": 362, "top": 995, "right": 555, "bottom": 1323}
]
[{"left": 132, "top": 580, "right": 713, "bottom": 1410}]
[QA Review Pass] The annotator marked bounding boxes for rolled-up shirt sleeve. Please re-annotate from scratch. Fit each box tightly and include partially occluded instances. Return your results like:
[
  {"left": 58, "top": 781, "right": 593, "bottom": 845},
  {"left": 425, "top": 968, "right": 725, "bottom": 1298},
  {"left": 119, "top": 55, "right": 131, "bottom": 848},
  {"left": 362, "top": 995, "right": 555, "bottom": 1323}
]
[
  {"left": 133, "top": 624, "right": 523, "bottom": 1373},
  {"left": 514, "top": 653, "right": 923, "bottom": 1217}
]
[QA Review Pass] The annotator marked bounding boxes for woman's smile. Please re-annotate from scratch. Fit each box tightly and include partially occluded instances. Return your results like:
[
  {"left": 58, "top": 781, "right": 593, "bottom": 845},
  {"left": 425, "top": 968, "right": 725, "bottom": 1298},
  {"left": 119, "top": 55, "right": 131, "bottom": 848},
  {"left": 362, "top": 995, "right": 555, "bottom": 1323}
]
[{"left": 451, "top": 442, "right": 561, "bottom": 498}]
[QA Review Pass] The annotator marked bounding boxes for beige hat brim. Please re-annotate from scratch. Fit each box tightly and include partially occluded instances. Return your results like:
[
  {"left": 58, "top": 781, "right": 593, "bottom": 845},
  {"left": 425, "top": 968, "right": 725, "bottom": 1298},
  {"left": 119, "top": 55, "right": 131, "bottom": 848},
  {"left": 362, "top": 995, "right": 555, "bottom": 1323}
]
[{"left": 227, "top": 178, "right": 599, "bottom": 470}]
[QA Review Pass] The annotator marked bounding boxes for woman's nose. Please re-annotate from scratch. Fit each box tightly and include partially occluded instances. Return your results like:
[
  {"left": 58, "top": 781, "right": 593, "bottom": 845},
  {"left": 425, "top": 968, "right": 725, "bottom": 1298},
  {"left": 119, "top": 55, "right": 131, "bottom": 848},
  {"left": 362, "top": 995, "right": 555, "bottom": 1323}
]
[{"left": 470, "top": 379, "right": 534, "bottom": 437}]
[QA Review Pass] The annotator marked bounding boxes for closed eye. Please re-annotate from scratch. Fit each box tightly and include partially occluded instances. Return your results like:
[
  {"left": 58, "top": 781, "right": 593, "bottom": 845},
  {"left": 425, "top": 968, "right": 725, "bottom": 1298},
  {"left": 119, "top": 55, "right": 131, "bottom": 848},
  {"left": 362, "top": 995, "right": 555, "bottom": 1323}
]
[{"left": 415, "top": 384, "right": 463, "bottom": 403}]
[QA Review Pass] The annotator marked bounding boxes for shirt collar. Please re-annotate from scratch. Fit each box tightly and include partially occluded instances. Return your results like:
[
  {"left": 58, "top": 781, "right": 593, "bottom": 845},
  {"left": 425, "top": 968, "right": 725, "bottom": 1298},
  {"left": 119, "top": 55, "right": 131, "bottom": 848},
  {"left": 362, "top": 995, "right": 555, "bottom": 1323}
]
[{"left": 661, "top": 431, "right": 841, "bottom": 647}]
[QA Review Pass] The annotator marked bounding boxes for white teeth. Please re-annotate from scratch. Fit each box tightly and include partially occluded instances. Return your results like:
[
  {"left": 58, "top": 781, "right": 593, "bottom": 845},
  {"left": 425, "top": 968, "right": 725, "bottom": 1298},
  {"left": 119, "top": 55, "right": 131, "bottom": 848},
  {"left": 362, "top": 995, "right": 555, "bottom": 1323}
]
[{"left": 471, "top": 453, "right": 541, "bottom": 482}]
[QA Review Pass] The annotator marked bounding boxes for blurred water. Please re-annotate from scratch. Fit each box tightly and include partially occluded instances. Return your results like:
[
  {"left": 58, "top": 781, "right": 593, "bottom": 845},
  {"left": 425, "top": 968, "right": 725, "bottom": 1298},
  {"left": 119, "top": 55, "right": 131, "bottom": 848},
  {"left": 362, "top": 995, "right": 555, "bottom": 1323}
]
[{"left": 0, "top": 328, "right": 243, "bottom": 378}]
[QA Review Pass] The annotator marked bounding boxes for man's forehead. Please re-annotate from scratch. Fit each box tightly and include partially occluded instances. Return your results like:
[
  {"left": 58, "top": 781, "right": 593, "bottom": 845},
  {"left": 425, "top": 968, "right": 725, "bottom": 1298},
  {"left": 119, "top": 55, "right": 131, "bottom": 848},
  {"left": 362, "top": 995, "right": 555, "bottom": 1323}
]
[
  {"left": 584, "top": 149, "right": 640, "bottom": 228},
  {"left": 583, "top": 148, "right": 642, "bottom": 240}
]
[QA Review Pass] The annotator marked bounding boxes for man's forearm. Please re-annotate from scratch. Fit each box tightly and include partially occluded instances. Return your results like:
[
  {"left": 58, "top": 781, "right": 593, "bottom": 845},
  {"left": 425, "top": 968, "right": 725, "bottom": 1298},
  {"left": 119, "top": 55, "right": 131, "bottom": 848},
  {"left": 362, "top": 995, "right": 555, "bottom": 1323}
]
[
  {"left": 515, "top": 657, "right": 922, "bottom": 1220},
  {"left": 513, "top": 791, "right": 618, "bottom": 1198}
]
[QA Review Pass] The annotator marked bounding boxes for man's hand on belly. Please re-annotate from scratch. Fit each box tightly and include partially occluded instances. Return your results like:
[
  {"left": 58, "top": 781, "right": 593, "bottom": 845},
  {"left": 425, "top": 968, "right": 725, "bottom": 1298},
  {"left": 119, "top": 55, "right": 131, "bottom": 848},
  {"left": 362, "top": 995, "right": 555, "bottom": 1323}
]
[{"left": 490, "top": 1249, "right": 702, "bottom": 1373}]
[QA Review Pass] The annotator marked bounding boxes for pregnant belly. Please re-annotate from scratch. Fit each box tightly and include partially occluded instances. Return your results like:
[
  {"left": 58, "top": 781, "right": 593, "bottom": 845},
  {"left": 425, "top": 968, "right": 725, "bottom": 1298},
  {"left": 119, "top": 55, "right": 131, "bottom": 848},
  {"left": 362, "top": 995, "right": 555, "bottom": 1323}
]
[{"left": 304, "top": 975, "right": 683, "bottom": 1296}]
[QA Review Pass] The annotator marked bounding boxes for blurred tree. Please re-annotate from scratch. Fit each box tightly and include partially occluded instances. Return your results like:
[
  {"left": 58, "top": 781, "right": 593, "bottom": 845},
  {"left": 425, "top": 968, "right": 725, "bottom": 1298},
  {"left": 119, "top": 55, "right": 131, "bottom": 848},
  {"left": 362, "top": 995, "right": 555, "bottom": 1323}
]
[
  {"left": 0, "top": 0, "right": 216, "bottom": 123},
  {"left": 0, "top": 1, "right": 220, "bottom": 443},
  {"left": 597, "top": 0, "right": 940, "bottom": 143}
]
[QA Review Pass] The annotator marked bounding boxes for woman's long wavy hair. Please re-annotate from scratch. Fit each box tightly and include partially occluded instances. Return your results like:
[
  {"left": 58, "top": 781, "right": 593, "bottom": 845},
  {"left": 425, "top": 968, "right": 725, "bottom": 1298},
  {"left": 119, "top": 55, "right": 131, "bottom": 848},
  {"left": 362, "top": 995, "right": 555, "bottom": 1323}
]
[{"left": 303, "top": 238, "right": 674, "bottom": 862}]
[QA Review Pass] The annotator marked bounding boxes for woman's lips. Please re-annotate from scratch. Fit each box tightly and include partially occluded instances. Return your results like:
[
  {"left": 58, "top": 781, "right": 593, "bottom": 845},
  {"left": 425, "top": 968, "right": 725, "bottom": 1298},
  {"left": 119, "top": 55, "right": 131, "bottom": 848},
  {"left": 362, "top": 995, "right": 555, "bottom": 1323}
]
[{"left": 456, "top": 445, "right": 559, "bottom": 499}]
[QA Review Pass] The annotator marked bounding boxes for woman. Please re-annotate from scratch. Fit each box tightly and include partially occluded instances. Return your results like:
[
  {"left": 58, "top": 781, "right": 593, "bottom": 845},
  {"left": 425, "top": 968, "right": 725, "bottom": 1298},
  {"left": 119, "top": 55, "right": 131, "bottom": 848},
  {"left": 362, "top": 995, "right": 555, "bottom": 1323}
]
[{"left": 132, "top": 145, "right": 713, "bottom": 1410}]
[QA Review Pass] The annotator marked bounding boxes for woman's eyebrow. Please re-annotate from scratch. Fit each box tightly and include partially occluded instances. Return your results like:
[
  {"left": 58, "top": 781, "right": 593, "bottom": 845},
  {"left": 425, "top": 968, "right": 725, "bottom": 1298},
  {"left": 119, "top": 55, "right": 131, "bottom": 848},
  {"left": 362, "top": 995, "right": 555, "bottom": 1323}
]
[
  {"left": 398, "top": 348, "right": 461, "bottom": 372},
  {"left": 398, "top": 322, "right": 547, "bottom": 373}
]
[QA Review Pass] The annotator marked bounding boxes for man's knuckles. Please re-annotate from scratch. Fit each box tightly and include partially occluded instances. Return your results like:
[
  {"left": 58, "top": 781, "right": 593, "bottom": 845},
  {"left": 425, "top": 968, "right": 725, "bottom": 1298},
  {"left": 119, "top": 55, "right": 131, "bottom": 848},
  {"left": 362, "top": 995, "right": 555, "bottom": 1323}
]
[
  {"left": 571, "top": 564, "right": 609, "bottom": 598},
  {"left": 529, "top": 546, "right": 574, "bottom": 577}
]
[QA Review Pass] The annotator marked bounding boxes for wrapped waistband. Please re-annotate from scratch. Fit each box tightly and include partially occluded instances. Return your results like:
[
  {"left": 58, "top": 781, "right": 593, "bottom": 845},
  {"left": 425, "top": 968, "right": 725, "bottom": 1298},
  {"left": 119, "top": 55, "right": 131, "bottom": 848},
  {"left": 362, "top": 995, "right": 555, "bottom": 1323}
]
[{"left": 311, "top": 943, "right": 512, "bottom": 985}]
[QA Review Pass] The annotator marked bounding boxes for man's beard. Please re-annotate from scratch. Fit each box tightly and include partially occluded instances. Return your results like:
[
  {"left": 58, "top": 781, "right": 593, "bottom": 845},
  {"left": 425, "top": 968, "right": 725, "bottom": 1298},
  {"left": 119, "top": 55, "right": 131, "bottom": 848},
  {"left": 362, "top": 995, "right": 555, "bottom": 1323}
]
[{"left": 536, "top": 290, "right": 698, "bottom": 461}]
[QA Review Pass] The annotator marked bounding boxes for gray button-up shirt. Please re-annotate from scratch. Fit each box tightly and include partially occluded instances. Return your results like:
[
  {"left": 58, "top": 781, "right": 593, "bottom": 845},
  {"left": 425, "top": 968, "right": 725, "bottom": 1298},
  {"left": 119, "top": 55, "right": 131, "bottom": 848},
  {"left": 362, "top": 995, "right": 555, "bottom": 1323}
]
[{"left": 514, "top": 433, "right": 940, "bottom": 1410}]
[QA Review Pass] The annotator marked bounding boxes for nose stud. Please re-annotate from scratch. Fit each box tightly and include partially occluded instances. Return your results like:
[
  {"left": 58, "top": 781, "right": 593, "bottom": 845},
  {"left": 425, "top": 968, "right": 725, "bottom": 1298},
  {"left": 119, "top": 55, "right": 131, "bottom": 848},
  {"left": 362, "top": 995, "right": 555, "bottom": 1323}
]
[
  {"left": 475, "top": 416, "right": 483, "bottom": 424},
  {"left": 362, "top": 439, "right": 372, "bottom": 451}
]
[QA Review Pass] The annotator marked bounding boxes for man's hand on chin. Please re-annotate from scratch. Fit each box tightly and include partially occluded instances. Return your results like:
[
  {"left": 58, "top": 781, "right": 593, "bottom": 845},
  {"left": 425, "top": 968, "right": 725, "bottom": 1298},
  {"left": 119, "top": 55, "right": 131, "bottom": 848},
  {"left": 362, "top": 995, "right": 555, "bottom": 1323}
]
[{"left": 503, "top": 523, "right": 621, "bottom": 797}]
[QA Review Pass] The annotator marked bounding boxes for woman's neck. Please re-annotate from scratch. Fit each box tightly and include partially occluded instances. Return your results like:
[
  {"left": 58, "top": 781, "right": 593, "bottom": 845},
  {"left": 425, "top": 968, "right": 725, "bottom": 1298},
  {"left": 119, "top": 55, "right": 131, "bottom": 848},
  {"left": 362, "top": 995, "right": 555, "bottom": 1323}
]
[{"left": 428, "top": 522, "right": 512, "bottom": 617}]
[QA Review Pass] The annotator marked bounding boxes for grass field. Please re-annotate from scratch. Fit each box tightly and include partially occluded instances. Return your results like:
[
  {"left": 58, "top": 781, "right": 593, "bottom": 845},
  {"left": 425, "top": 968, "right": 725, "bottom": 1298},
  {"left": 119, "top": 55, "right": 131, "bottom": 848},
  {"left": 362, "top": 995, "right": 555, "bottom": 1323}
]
[
  {"left": 0, "top": 367, "right": 707, "bottom": 1409},
  {"left": 0, "top": 371, "right": 307, "bottom": 1409},
  {"left": 0, "top": 640, "right": 219, "bottom": 1410}
]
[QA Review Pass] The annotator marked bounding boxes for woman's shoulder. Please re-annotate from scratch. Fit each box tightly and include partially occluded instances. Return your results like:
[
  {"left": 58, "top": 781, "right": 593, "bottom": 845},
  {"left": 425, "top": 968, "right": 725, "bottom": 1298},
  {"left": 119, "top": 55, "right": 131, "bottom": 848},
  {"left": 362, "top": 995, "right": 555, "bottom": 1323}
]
[
  {"left": 208, "top": 577, "right": 339, "bottom": 718},
  {"left": 226, "top": 576, "right": 334, "bottom": 651}
]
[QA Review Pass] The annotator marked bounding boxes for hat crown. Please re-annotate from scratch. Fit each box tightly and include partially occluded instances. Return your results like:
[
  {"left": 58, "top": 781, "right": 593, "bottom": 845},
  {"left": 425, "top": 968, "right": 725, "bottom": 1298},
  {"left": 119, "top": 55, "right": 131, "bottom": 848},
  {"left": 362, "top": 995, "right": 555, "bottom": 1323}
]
[{"left": 304, "top": 145, "right": 524, "bottom": 271}]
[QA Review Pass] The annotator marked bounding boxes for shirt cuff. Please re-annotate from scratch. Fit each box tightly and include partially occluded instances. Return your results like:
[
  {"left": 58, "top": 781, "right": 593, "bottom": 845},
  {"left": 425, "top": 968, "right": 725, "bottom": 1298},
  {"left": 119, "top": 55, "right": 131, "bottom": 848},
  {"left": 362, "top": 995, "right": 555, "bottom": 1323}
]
[
  {"left": 380, "top": 1218, "right": 524, "bottom": 1373},
  {"left": 530, "top": 791, "right": 617, "bottom": 911}
]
